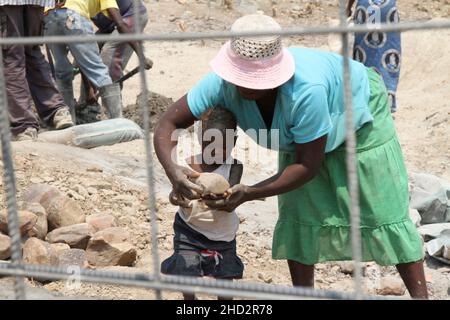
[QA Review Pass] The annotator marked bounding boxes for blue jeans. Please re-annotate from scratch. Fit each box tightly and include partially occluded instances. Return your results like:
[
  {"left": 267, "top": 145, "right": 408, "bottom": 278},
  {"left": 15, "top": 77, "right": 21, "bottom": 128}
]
[{"left": 44, "top": 9, "right": 112, "bottom": 88}]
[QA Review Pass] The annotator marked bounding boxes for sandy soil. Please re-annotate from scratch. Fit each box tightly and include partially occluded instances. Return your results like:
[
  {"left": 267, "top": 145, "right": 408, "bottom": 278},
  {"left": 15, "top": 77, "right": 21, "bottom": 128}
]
[{"left": 0, "top": 0, "right": 449, "bottom": 299}]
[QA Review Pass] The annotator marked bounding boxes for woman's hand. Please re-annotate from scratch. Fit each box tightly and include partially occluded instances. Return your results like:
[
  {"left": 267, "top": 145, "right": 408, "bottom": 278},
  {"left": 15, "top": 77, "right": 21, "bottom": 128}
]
[
  {"left": 203, "top": 184, "right": 250, "bottom": 212},
  {"left": 169, "top": 165, "right": 203, "bottom": 200}
]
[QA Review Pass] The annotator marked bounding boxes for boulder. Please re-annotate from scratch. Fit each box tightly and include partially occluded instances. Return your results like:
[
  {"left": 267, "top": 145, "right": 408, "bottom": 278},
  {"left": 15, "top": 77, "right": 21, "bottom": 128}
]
[
  {"left": 376, "top": 276, "right": 406, "bottom": 296},
  {"left": 20, "top": 184, "right": 61, "bottom": 204},
  {"left": 58, "top": 249, "right": 88, "bottom": 268},
  {"left": 46, "top": 223, "right": 93, "bottom": 249},
  {"left": 86, "top": 227, "right": 137, "bottom": 267},
  {"left": 50, "top": 243, "right": 71, "bottom": 254},
  {"left": 86, "top": 214, "right": 117, "bottom": 233},
  {"left": 0, "top": 234, "right": 11, "bottom": 260},
  {"left": 0, "top": 210, "right": 37, "bottom": 236},
  {"left": 42, "top": 194, "right": 86, "bottom": 230},
  {"left": 22, "top": 238, "right": 59, "bottom": 266},
  {"left": 18, "top": 203, "right": 48, "bottom": 240}
]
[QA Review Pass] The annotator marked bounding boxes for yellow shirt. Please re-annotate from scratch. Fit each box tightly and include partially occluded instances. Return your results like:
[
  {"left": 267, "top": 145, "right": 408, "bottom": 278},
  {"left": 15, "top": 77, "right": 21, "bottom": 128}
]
[{"left": 63, "top": 0, "right": 118, "bottom": 19}]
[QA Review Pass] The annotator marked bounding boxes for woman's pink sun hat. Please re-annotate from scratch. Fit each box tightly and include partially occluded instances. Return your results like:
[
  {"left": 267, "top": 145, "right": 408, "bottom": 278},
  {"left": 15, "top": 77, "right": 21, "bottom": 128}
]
[{"left": 210, "top": 14, "right": 295, "bottom": 90}]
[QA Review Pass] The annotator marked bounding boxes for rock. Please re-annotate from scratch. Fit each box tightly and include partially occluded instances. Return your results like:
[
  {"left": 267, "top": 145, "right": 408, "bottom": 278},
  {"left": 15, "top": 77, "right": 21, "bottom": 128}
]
[
  {"left": 418, "top": 223, "right": 450, "bottom": 241},
  {"left": 377, "top": 276, "right": 406, "bottom": 296},
  {"left": 50, "top": 243, "right": 71, "bottom": 254},
  {"left": 22, "top": 238, "right": 59, "bottom": 266},
  {"left": 20, "top": 184, "right": 60, "bottom": 204},
  {"left": 86, "top": 165, "right": 103, "bottom": 173},
  {"left": 86, "top": 227, "right": 137, "bottom": 267},
  {"left": 46, "top": 223, "right": 93, "bottom": 249},
  {"left": 73, "top": 185, "right": 89, "bottom": 198},
  {"left": 58, "top": 249, "right": 88, "bottom": 268},
  {"left": 195, "top": 173, "right": 230, "bottom": 196},
  {"left": 0, "top": 234, "right": 11, "bottom": 260},
  {"left": 86, "top": 214, "right": 117, "bottom": 233},
  {"left": 409, "top": 208, "right": 421, "bottom": 227},
  {"left": 0, "top": 210, "right": 37, "bottom": 236},
  {"left": 337, "top": 261, "right": 366, "bottom": 275},
  {"left": 86, "top": 187, "right": 97, "bottom": 195},
  {"left": 42, "top": 194, "right": 86, "bottom": 230},
  {"left": 113, "top": 195, "right": 138, "bottom": 206},
  {"left": 19, "top": 203, "right": 48, "bottom": 240}
]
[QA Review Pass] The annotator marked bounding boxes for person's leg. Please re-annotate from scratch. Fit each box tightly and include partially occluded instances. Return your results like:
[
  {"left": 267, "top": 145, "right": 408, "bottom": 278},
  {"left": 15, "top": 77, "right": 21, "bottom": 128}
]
[
  {"left": 217, "top": 278, "right": 233, "bottom": 300},
  {"left": 64, "top": 13, "right": 122, "bottom": 118},
  {"left": 23, "top": 5, "right": 72, "bottom": 128},
  {"left": 396, "top": 260, "right": 428, "bottom": 299},
  {"left": 101, "top": 12, "right": 148, "bottom": 82},
  {"left": 287, "top": 260, "right": 315, "bottom": 287},
  {"left": 0, "top": 5, "right": 38, "bottom": 136},
  {"left": 44, "top": 10, "right": 77, "bottom": 121}
]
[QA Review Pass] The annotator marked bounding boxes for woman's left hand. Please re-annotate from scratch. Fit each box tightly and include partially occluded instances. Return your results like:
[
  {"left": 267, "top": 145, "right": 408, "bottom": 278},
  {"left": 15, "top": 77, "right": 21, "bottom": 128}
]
[{"left": 203, "top": 184, "right": 250, "bottom": 212}]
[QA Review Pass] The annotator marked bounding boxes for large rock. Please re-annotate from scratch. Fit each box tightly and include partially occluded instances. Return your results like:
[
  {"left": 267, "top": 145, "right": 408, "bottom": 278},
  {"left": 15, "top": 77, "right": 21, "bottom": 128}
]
[
  {"left": 22, "top": 238, "right": 59, "bottom": 266},
  {"left": 58, "top": 249, "right": 88, "bottom": 268},
  {"left": 0, "top": 210, "right": 37, "bottom": 236},
  {"left": 50, "top": 243, "right": 71, "bottom": 254},
  {"left": 86, "top": 214, "right": 117, "bottom": 233},
  {"left": 18, "top": 203, "right": 48, "bottom": 240},
  {"left": 42, "top": 194, "right": 86, "bottom": 230},
  {"left": 86, "top": 227, "right": 137, "bottom": 267},
  {"left": 46, "top": 223, "right": 93, "bottom": 249},
  {"left": 376, "top": 276, "right": 406, "bottom": 296},
  {"left": 0, "top": 234, "right": 11, "bottom": 260},
  {"left": 20, "top": 184, "right": 61, "bottom": 204}
]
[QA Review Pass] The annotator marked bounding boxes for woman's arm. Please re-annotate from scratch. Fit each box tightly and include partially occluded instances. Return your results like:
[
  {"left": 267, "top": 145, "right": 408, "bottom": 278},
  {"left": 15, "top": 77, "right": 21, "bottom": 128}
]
[
  {"left": 248, "top": 136, "right": 326, "bottom": 199},
  {"left": 154, "top": 95, "right": 204, "bottom": 199},
  {"left": 205, "top": 135, "right": 327, "bottom": 211},
  {"left": 106, "top": 8, "right": 153, "bottom": 69}
]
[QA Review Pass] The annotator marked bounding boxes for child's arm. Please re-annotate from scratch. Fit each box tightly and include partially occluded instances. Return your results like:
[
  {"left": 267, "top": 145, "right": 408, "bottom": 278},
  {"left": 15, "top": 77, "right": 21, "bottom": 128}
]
[
  {"left": 169, "top": 190, "right": 191, "bottom": 208},
  {"left": 228, "top": 162, "right": 243, "bottom": 187}
]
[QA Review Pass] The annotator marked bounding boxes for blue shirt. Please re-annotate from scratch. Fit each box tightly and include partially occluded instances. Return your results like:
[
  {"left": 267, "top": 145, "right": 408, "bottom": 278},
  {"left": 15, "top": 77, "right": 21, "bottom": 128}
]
[{"left": 187, "top": 48, "right": 374, "bottom": 153}]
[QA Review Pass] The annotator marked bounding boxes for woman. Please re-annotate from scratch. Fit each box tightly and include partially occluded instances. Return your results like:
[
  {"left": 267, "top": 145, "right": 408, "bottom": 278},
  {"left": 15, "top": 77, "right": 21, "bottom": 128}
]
[
  {"left": 153, "top": 14, "right": 427, "bottom": 298},
  {"left": 347, "top": 0, "right": 401, "bottom": 113}
]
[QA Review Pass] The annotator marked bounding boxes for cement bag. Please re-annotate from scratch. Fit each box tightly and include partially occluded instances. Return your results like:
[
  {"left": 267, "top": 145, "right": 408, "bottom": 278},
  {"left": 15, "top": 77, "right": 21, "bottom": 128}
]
[{"left": 38, "top": 118, "right": 144, "bottom": 149}]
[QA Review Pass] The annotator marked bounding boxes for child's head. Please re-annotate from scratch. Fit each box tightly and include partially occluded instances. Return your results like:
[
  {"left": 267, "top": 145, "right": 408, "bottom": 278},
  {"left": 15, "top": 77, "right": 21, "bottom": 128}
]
[{"left": 199, "top": 107, "right": 237, "bottom": 164}]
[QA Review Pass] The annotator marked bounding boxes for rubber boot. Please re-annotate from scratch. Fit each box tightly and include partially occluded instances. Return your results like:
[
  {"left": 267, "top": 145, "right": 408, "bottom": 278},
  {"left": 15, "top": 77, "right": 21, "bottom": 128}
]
[
  {"left": 55, "top": 79, "right": 76, "bottom": 122},
  {"left": 99, "top": 83, "right": 123, "bottom": 119}
]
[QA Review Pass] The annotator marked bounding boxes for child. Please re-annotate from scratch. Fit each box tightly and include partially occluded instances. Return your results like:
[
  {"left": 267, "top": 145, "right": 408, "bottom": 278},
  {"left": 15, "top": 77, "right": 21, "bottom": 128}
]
[{"left": 161, "top": 107, "right": 244, "bottom": 300}]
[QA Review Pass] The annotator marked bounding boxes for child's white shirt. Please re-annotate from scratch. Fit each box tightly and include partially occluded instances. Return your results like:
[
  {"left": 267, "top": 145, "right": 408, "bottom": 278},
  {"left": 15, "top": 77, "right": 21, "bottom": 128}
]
[{"left": 178, "top": 155, "right": 239, "bottom": 242}]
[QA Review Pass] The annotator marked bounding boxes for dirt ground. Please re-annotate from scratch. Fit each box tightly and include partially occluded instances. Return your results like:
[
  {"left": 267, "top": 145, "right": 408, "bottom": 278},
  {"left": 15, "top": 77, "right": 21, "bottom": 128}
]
[{"left": 1, "top": 0, "right": 449, "bottom": 299}]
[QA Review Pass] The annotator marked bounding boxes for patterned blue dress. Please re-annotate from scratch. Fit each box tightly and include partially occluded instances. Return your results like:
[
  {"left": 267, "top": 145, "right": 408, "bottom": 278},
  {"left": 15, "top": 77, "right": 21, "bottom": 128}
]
[{"left": 353, "top": 0, "right": 401, "bottom": 112}]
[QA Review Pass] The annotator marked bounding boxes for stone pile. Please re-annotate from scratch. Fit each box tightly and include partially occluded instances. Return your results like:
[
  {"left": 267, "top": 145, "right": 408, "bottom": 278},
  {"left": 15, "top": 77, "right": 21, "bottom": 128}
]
[{"left": 0, "top": 184, "right": 138, "bottom": 278}]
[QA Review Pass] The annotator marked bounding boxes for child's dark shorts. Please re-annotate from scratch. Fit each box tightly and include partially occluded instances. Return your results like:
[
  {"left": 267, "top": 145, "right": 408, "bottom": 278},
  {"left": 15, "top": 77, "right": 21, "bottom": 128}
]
[{"left": 161, "top": 213, "right": 244, "bottom": 279}]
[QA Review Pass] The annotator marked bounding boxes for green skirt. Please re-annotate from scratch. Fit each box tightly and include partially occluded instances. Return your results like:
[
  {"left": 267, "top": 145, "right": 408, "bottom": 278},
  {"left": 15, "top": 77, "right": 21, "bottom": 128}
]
[{"left": 273, "top": 68, "right": 424, "bottom": 266}]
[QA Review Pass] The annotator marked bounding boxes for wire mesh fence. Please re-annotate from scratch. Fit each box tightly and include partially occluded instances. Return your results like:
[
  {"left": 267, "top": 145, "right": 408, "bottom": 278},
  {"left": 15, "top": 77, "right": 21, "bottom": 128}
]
[{"left": 0, "top": 0, "right": 448, "bottom": 300}]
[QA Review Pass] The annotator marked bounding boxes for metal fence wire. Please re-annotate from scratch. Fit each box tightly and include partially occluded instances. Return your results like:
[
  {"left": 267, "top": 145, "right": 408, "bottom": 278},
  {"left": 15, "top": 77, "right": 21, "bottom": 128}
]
[{"left": 0, "top": 1, "right": 449, "bottom": 300}]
